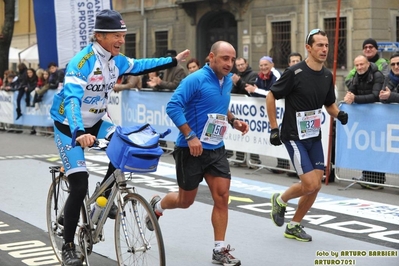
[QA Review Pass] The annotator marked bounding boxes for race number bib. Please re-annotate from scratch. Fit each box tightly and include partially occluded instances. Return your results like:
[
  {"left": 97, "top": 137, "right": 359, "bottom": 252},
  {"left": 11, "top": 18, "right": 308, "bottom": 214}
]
[
  {"left": 296, "top": 108, "right": 322, "bottom": 140},
  {"left": 200, "top": 113, "right": 229, "bottom": 145}
]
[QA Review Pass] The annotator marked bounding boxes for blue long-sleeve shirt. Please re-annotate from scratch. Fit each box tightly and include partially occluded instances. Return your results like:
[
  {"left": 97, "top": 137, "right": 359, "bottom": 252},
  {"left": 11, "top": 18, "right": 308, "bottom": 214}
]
[{"left": 166, "top": 64, "right": 233, "bottom": 149}]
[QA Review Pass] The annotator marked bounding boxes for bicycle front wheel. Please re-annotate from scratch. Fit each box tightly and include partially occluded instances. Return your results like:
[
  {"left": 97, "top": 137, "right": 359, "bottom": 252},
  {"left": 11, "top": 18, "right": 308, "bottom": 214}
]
[
  {"left": 115, "top": 193, "right": 166, "bottom": 266},
  {"left": 46, "top": 174, "right": 70, "bottom": 263}
]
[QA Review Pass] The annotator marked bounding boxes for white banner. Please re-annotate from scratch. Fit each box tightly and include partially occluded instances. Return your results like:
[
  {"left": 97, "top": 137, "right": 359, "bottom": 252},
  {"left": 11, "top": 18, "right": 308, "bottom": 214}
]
[
  {"left": 55, "top": 1, "right": 112, "bottom": 68},
  {"left": 0, "top": 91, "right": 14, "bottom": 123},
  {"left": 224, "top": 96, "right": 331, "bottom": 160}
]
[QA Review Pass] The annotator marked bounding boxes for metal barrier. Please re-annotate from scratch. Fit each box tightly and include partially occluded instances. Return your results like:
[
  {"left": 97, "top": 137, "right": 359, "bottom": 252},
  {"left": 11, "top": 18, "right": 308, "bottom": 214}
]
[{"left": 335, "top": 168, "right": 399, "bottom": 190}]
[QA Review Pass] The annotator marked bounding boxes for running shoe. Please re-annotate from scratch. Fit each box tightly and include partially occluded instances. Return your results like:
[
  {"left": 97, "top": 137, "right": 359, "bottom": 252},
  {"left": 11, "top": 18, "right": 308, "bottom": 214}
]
[
  {"left": 284, "top": 224, "right": 312, "bottom": 242},
  {"left": 145, "top": 195, "right": 162, "bottom": 231},
  {"left": 270, "top": 193, "right": 287, "bottom": 227},
  {"left": 212, "top": 245, "right": 241, "bottom": 266}
]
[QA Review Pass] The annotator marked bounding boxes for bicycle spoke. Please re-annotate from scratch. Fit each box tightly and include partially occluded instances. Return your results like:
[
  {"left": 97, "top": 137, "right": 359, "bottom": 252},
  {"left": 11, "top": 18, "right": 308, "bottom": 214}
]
[{"left": 115, "top": 193, "right": 165, "bottom": 266}]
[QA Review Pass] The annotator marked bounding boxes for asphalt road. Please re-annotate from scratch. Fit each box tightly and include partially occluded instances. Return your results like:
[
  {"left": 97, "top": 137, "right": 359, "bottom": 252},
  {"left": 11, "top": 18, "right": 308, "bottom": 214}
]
[{"left": 0, "top": 130, "right": 398, "bottom": 266}]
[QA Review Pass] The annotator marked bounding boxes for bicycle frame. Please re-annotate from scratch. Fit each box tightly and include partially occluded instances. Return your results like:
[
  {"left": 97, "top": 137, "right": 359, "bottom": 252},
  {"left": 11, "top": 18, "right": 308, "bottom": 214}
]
[{"left": 84, "top": 169, "right": 128, "bottom": 244}]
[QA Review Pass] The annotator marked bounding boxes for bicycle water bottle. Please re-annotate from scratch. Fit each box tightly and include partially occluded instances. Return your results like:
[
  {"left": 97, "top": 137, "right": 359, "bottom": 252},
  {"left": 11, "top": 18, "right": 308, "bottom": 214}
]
[{"left": 91, "top": 196, "right": 107, "bottom": 224}]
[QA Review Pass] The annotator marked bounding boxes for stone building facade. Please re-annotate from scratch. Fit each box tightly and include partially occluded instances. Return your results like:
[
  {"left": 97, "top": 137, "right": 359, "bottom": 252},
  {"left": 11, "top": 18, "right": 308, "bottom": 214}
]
[{"left": 113, "top": 0, "right": 399, "bottom": 97}]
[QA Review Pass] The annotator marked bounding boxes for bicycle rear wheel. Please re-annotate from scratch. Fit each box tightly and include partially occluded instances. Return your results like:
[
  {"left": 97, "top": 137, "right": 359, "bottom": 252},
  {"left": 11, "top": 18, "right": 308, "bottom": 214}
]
[
  {"left": 115, "top": 193, "right": 166, "bottom": 266},
  {"left": 46, "top": 174, "right": 70, "bottom": 263}
]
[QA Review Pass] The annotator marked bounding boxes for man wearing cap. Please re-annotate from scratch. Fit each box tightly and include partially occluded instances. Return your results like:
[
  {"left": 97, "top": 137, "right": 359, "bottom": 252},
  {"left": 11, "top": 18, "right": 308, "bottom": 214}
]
[
  {"left": 266, "top": 29, "right": 348, "bottom": 242},
  {"left": 50, "top": 9, "right": 190, "bottom": 266},
  {"left": 345, "top": 38, "right": 389, "bottom": 87}
]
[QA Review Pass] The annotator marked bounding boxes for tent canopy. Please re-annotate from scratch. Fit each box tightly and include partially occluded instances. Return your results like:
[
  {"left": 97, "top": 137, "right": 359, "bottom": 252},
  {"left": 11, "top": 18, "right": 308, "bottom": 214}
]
[
  {"left": 8, "top": 44, "right": 39, "bottom": 64},
  {"left": 9, "top": 47, "right": 22, "bottom": 63}
]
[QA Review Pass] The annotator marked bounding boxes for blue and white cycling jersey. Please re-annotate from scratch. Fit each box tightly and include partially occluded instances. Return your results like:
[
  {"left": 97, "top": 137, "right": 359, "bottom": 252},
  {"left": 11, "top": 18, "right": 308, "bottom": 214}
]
[{"left": 50, "top": 42, "right": 176, "bottom": 137}]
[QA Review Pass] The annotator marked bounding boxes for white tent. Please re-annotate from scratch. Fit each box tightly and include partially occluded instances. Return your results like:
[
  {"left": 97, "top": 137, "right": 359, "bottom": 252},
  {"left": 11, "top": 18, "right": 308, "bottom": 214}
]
[
  {"left": 19, "top": 44, "right": 39, "bottom": 63},
  {"left": 9, "top": 47, "right": 22, "bottom": 63}
]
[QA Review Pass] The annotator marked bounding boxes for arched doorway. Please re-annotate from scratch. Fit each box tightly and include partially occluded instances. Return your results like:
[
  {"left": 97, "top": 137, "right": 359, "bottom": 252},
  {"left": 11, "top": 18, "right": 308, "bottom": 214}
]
[{"left": 197, "top": 11, "right": 237, "bottom": 66}]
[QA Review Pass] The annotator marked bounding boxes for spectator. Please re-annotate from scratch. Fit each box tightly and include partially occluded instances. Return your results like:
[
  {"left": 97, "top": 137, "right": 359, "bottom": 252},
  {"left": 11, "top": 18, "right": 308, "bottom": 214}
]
[
  {"left": 2, "top": 72, "right": 18, "bottom": 91},
  {"left": 149, "top": 40, "right": 248, "bottom": 266},
  {"left": 32, "top": 69, "right": 50, "bottom": 109},
  {"left": 186, "top": 58, "right": 200, "bottom": 74},
  {"left": 344, "top": 55, "right": 383, "bottom": 104},
  {"left": 245, "top": 56, "right": 280, "bottom": 97},
  {"left": 147, "top": 50, "right": 187, "bottom": 150},
  {"left": 15, "top": 63, "right": 28, "bottom": 119},
  {"left": 47, "top": 62, "right": 64, "bottom": 90},
  {"left": 147, "top": 50, "right": 187, "bottom": 91},
  {"left": 25, "top": 68, "right": 38, "bottom": 107},
  {"left": 345, "top": 38, "right": 389, "bottom": 87},
  {"left": 113, "top": 75, "right": 142, "bottom": 92},
  {"left": 379, "top": 52, "right": 399, "bottom": 103},
  {"left": 230, "top": 57, "right": 258, "bottom": 166},
  {"left": 267, "top": 29, "right": 348, "bottom": 242},
  {"left": 0, "top": 70, "right": 16, "bottom": 90},
  {"left": 344, "top": 54, "right": 385, "bottom": 189},
  {"left": 2, "top": 72, "right": 23, "bottom": 133},
  {"left": 244, "top": 56, "right": 280, "bottom": 166},
  {"left": 231, "top": 57, "right": 258, "bottom": 95}
]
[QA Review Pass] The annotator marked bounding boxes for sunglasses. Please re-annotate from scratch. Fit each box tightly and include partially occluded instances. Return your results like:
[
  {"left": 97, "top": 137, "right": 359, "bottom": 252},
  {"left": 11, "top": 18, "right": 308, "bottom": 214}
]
[
  {"left": 363, "top": 45, "right": 375, "bottom": 50},
  {"left": 391, "top": 62, "right": 399, "bottom": 67},
  {"left": 306, "top": 29, "right": 321, "bottom": 44}
]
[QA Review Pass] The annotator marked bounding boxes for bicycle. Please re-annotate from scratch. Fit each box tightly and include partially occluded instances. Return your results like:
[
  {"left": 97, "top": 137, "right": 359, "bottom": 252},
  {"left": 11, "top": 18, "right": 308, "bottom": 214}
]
[{"left": 46, "top": 125, "right": 169, "bottom": 266}]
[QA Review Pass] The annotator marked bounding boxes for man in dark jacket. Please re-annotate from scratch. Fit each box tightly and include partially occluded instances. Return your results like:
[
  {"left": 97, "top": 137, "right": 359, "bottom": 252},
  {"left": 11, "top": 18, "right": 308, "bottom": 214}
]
[
  {"left": 344, "top": 54, "right": 385, "bottom": 189},
  {"left": 231, "top": 58, "right": 259, "bottom": 166},
  {"left": 231, "top": 57, "right": 258, "bottom": 94},
  {"left": 147, "top": 50, "right": 187, "bottom": 91},
  {"left": 344, "top": 55, "right": 384, "bottom": 104},
  {"left": 379, "top": 52, "right": 399, "bottom": 103}
]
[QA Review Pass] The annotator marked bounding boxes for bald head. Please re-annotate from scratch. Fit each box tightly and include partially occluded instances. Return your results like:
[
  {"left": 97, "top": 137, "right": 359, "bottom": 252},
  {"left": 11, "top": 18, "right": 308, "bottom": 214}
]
[
  {"left": 354, "top": 54, "right": 370, "bottom": 75},
  {"left": 210, "top": 41, "right": 235, "bottom": 56},
  {"left": 208, "top": 41, "right": 236, "bottom": 79}
]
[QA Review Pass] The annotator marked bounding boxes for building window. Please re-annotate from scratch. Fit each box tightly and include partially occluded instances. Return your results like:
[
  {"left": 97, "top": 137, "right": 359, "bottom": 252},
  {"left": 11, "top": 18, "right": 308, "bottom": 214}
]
[
  {"left": 155, "top": 31, "right": 168, "bottom": 57},
  {"left": 324, "top": 17, "right": 347, "bottom": 69},
  {"left": 124, "top": 33, "right": 136, "bottom": 58},
  {"left": 270, "top": 21, "right": 291, "bottom": 68}
]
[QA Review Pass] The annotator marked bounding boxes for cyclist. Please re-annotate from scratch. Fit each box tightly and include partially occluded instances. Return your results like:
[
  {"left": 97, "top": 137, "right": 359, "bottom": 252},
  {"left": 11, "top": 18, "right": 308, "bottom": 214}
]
[{"left": 50, "top": 9, "right": 189, "bottom": 266}]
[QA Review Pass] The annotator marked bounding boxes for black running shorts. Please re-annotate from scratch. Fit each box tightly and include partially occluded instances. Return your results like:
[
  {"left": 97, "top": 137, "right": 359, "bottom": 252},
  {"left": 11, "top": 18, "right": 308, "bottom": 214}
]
[{"left": 173, "top": 146, "right": 231, "bottom": 191}]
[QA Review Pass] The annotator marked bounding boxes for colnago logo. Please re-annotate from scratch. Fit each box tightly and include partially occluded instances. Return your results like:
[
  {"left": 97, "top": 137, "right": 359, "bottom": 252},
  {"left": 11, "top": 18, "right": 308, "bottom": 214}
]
[
  {"left": 85, "top": 81, "right": 115, "bottom": 92},
  {"left": 0, "top": 94, "right": 12, "bottom": 103}
]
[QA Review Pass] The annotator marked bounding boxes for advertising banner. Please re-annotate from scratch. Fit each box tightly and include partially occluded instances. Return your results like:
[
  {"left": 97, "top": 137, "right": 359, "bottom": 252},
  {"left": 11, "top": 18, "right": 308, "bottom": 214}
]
[
  {"left": 0, "top": 91, "right": 14, "bottom": 123},
  {"left": 336, "top": 103, "right": 399, "bottom": 173}
]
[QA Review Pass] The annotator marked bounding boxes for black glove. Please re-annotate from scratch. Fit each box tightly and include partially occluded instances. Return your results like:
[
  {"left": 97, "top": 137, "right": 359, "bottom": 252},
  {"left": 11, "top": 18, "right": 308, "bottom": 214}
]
[
  {"left": 270, "top": 128, "right": 282, "bottom": 146},
  {"left": 337, "top": 111, "right": 348, "bottom": 125}
]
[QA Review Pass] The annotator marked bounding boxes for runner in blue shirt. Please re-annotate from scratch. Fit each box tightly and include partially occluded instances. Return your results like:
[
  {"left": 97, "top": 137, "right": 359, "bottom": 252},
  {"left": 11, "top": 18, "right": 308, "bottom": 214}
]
[{"left": 147, "top": 41, "right": 248, "bottom": 266}]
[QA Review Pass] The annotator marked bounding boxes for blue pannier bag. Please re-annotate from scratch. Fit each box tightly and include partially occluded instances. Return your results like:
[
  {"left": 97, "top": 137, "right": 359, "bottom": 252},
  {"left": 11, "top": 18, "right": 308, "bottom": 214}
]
[{"left": 106, "top": 124, "right": 171, "bottom": 173}]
